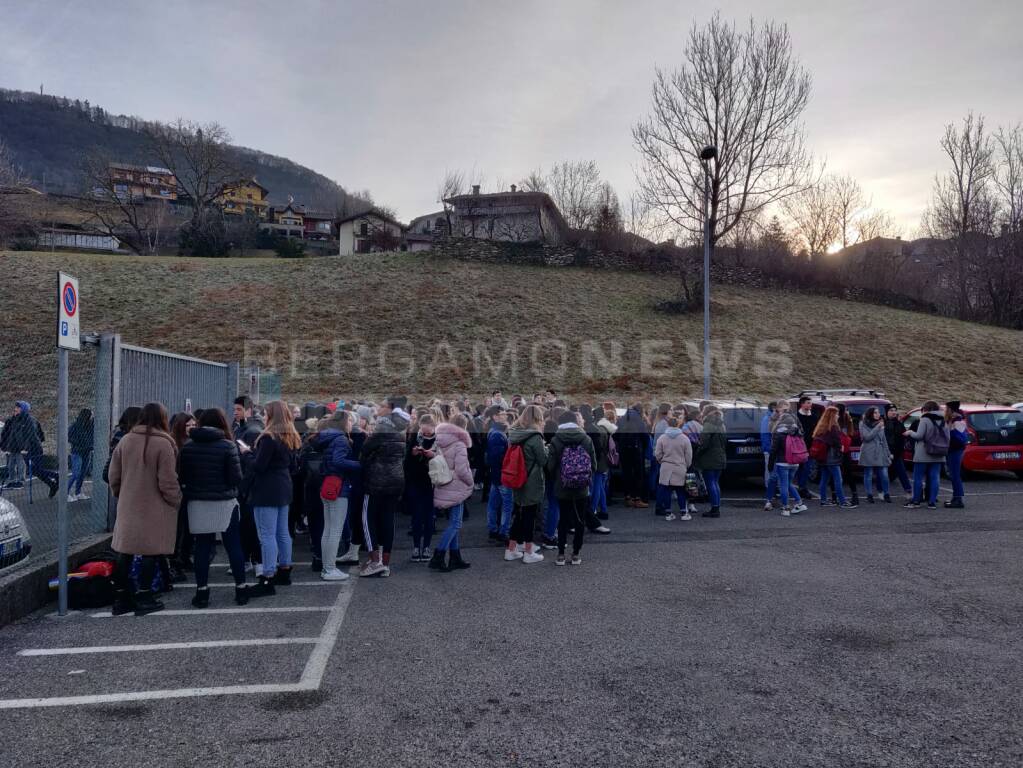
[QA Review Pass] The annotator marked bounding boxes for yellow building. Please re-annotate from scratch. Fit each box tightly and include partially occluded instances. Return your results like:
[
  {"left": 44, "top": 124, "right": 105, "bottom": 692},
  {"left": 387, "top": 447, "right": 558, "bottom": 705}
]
[{"left": 219, "top": 179, "right": 270, "bottom": 219}]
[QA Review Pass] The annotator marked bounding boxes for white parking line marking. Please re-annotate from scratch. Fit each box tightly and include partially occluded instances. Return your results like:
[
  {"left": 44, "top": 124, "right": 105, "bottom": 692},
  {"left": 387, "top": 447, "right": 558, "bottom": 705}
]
[
  {"left": 0, "top": 584, "right": 355, "bottom": 709},
  {"left": 89, "top": 606, "right": 334, "bottom": 618},
  {"left": 181, "top": 582, "right": 338, "bottom": 588},
  {"left": 18, "top": 638, "right": 320, "bottom": 656},
  {"left": 211, "top": 561, "right": 313, "bottom": 567}
]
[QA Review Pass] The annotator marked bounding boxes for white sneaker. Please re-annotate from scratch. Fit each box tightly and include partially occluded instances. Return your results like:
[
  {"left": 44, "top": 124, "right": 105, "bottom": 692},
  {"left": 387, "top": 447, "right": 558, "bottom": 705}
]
[
  {"left": 77, "top": 493, "right": 90, "bottom": 501},
  {"left": 516, "top": 543, "right": 526, "bottom": 553},
  {"left": 688, "top": 503, "right": 697, "bottom": 513},
  {"left": 504, "top": 549, "right": 524, "bottom": 561},
  {"left": 321, "top": 567, "right": 350, "bottom": 581},
  {"left": 763, "top": 502, "right": 773, "bottom": 512},
  {"left": 792, "top": 503, "right": 807, "bottom": 514},
  {"left": 664, "top": 513, "right": 677, "bottom": 521},
  {"left": 522, "top": 551, "right": 544, "bottom": 564},
  {"left": 336, "top": 543, "right": 361, "bottom": 565},
  {"left": 780, "top": 508, "right": 792, "bottom": 517},
  {"left": 67, "top": 494, "right": 77, "bottom": 503},
  {"left": 681, "top": 512, "right": 692, "bottom": 521},
  {"left": 359, "top": 561, "right": 387, "bottom": 578}
]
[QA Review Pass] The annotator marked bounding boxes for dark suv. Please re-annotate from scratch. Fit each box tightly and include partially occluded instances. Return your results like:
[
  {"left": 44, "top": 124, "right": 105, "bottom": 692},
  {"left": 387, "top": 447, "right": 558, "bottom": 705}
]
[
  {"left": 681, "top": 399, "right": 768, "bottom": 477},
  {"left": 787, "top": 389, "right": 893, "bottom": 464}
]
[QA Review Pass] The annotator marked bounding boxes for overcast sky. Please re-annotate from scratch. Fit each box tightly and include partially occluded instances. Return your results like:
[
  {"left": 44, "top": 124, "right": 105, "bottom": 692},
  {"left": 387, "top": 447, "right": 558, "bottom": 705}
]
[{"left": 2, "top": 0, "right": 1021, "bottom": 234}]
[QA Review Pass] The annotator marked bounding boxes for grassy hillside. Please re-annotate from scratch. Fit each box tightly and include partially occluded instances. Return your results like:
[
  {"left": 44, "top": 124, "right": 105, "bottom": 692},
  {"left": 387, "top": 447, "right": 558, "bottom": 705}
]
[{"left": 2, "top": 250, "right": 1021, "bottom": 409}]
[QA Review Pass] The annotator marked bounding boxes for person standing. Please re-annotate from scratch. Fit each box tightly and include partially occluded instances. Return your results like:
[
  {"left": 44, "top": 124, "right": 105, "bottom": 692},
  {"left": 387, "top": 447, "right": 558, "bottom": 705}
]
[
  {"left": 246, "top": 400, "right": 301, "bottom": 595},
  {"left": 795, "top": 397, "right": 819, "bottom": 498},
  {"left": 1, "top": 401, "right": 45, "bottom": 490},
  {"left": 360, "top": 396, "right": 411, "bottom": 577},
  {"left": 693, "top": 408, "right": 727, "bottom": 517},
  {"left": 485, "top": 408, "right": 514, "bottom": 543},
  {"left": 546, "top": 410, "right": 596, "bottom": 566},
  {"left": 858, "top": 407, "right": 892, "bottom": 503},
  {"left": 760, "top": 401, "right": 779, "bottom": 510},
  {"left": 430, "top": 414, "right": 475, "bottom": 572},
  {"left": 107, "top": 403, "right": 182, "bottom": 616},
  {"left": 944, "top": 402, "right": 968, "bottom": 509},
  {"left": 884, "top": 406, "right": 913, "bottom": 498},
  {"left": 617, "top": 403, "right": 650, "bottom": 509},
  {"left": 769, "top": 405, "right": 807, "bottom": 517},
  {"left": 591, "top": 407, "right": 616, "bottom": 521},
  {"left": 505, "top": 405, "right": 547, "bottom": 564},
  {"left": 177, "top": 408, "right": 250, "bottom": 607},
  {"left": 654, "top": 416, "right": 693, "bottom": 521},
  {"left": 903, "top": 401, "right": 949, "bottom": 509},
  {"left": 812, "top": 406, "right": 856, "bottom": 509},
  {"left": 835, "top": 405, "right": 860, "bottom": 506},
  {"left": 405, "top": 413, "right": 437, "bottom": 562},
  {"left": 316, "top": 410, "right": 361, "bottom": 580},
  {"left": 68, "top": 408, "right": 95, "bottom": 501}
]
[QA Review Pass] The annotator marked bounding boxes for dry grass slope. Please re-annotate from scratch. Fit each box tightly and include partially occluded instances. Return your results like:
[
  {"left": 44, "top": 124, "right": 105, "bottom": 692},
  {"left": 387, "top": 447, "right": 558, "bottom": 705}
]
[{"left": 2, "top": 250, "right": 1021, "bottom": 408}]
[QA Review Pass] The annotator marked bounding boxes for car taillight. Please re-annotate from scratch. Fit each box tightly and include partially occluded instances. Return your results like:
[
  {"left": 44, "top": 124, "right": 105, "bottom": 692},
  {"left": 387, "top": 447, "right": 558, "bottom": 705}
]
[{"left": 966, "top": 426, "right": 977, "bottom": 444}]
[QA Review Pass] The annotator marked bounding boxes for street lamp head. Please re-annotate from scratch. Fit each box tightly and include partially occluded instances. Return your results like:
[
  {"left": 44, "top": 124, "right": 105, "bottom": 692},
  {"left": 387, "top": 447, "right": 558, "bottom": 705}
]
[{"left": 700, "top": 145, "right": 718, "bottom": 161}]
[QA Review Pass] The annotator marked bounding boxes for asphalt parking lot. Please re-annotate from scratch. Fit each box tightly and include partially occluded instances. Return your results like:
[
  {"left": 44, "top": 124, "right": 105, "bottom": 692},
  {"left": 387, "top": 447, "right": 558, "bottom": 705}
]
[{"left": 1, "top": 473, "right": 1021, "bottom": 767}]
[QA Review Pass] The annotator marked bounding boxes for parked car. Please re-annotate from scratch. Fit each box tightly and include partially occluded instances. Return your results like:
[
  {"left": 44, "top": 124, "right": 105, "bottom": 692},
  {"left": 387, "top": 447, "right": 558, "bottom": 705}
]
[
  {"left": 903, "top": 404, "right": 1023, "bottom": 479},
  {"left": 680, "top": 399, "right": 768, "bottom": 477},
  {"left": 787, "top": 389, "right": 893, "bottom": 465},
  {"left": 0, "top": 497, "right": 32, "bottom": 570},
  {"left": 1013, "top": 402, "right": 1023, "bottom": 413}
]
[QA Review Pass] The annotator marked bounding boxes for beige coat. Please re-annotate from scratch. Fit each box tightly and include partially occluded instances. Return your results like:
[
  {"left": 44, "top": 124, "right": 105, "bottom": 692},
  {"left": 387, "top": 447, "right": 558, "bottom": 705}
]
[
  {"left": 654, "top": 430, "right": 694, "bottom": 487},
  {"left": 109, "top": 426, "right": 182, "bottom": 555}
]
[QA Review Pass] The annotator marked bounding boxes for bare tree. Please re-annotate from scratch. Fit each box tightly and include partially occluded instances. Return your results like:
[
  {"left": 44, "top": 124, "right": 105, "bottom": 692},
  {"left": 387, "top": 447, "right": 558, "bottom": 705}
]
[
  {"left": 0, "top": 137, "right": 31, "bottom": 243},
  {"left": 633, "top": 14, "right": 813, "bottom": 260},
  {"left": 437, "top": 169, "right": 465, "bottom": 234},
  {"left": 856, "top": 209, "right": 900, "bottom": 242},
  {"left": 593, "top": 181, "right": 622, "bottom": 233},
  {"left": 720, "top": 207, "right": 763, "bottom": 268},
  {"left": 994, "top": 123, "right": 1023, "bottom": 233},
  {"left": 518, "top": 169, "right": 548, "bottom": 194},
  {"left": 784, "top": 177, "right": 840, "bottom": 260},
  {"left": 831, "top": 174, "right": 869, "bottom": 249},
  {"left": 545, "top": 160, "right": 602, "bottom": 229}
]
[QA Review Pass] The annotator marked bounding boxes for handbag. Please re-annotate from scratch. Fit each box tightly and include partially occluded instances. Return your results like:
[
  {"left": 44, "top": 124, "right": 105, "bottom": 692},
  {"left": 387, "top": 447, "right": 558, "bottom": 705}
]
[
  {"left": 429, "top": 452, "right": 454, "bottom": 486},
  {"left": 320, "top": 475, "right": 343, "bottom": 501}
]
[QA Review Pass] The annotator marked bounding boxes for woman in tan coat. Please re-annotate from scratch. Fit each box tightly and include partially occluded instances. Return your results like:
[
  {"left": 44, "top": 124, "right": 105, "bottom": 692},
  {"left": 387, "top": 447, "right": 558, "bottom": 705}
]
[
  {"left": 653, "top": 416, "right": 693, "bottom": 521},
  {"left": 108, "top": 402, "right": 182, "bottom": 616}
]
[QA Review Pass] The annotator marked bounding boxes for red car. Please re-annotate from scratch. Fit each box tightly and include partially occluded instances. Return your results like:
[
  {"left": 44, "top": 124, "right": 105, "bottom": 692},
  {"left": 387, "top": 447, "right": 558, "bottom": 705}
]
[
  {"left": 903, "top": 404, "right": 1023, "bottom": 478},
  {"left": 787, "top": 389, "right": 893, "bottom": 463}
]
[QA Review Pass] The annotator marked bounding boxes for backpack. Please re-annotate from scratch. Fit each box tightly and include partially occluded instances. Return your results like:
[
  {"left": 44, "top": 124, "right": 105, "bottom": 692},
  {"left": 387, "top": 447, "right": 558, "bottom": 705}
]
[
  {"left": 501, "top": 444, "right": 528, "bottom": 489},
  {"left": 428, "top": 452, "right": 453, "bottom": 486},
  {"left": 923, "top": 417, "right": 950, "bottom": 457},
  {"left": 810, "top": 438, "right": 828, "bottom": 463},
  {"left": 559, "top": 444, "right": 592, "bottom": 490},
  {"left": 606, "top": 434, "right": 620, "bottom": 468},
  {"left": 784, "top": 435, "right": 809, "bottom": 465}
]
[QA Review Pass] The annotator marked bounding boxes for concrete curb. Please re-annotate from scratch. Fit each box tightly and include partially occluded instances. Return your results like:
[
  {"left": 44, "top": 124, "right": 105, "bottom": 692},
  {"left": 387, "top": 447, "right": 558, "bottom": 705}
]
[{"left": 0, "top": 534, "right": 113, "bottom": 628}]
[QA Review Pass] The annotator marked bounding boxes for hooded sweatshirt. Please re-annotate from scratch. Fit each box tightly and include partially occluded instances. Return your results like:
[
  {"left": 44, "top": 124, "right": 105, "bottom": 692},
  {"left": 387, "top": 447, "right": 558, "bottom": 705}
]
[
  {"left": 432, "top": 422, "right": 474, "bottom": 509},
  {"left": 545, "top": 423, "right": 596, "bottom": 500},
  {"left": 654, "top": 427, "right": 693, "bottom": 486}
]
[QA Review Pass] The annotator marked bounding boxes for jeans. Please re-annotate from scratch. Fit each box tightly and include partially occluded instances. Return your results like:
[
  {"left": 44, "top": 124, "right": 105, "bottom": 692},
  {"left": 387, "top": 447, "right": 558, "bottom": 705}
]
[
  {"left": 913, "top": 462, "right": 942, "bottom": 505},
  {"left": 763, "top": 452, "right": 772, "bottom": 487},
  {"left": 764, "top": 468, "right": 779, "bottom": 502},
  {"left": 321, "top": 497, "right": 349, "bottom": 570},
  {"left": 863, "top": 466, "right": 890, "bottom": 498},
  {"left": 797, "top": 457, "right": 816, "bottom": 493},
  {"left": 947, "top": 450, "right": 965, "bottom": 500},
  {"left": 557, "top": 497, "right": 588, "bottom": 556},
  {"left": 193, "top": 507, "right": 246, "bottom": 587},
  {"left": 703, "top": 469, "right": 722, "bottom": 507},
  {"left": 4, "top": 452, "right": 26, "bottom": 484},
  {"left": 436, "top": 502, "right": 464, "bottom": 551},
  {"left": 253, "top": 505, "right": 292, "bottom": 576},
  {"left": 408, "top": 484, "right": 436, "bottom": 549},
  {"left": 649, "top": 459, "right": 661, "bottom": 508},
  {"left": 590, "top": 471, "right": 609, "bottom": 515},
  {"left": 70, "top": 451, "right": 91, "bottom": 495},
  {"left": 819, "top": 465, "right": 847, "bottom": 504},
  {"left": 890, "top": 456, "right": 912, "bottom": 493},
  {"left": 487, "top": 484, "right": 513, "bottom": 536},
  {"left": 543, "top": 482, "right": 560, "bottom": 540},
  {"left": 776, "top": 465, "right": 801, "bottom": 507},
  {"left": 656, "top": 485, "right": 687, "bottom": 513}
]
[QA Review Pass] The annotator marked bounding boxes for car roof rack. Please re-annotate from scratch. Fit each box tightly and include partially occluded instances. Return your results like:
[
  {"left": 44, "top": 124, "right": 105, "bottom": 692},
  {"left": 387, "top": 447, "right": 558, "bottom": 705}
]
[{"left": 795, "top": 388, "right": 887, "bottom": 399}]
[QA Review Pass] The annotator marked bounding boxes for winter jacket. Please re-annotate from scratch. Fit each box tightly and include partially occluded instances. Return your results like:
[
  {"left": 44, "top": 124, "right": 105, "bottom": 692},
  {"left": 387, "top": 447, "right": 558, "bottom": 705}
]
[
  {"left": 693, "top": 420, "right": 727, "bottom": 471},
  {"left": 233, "top": 416, "right": 265, "bottom": 446},
  {"left": 884, "top": 417, "right": 906, "bottom": 456},
  {"left": 797, "top": 409, "right": 819, "bottom": 448},
  {"left": 545, "top": 423, "right": 596, "bottom": 500},
  {"left": 591, "top": 419, "right": 615, "bottom": 474},
  {"left": 109, "top": 426, "right": 182, "bottom": 555},
  {"left": 432, "top": 422, "right": 475, "bottom": 510},
  {"left": 858, "top": 419, "right": 892, "bottom": 468},
  {"left": 0, "top": 411, "right": 44, "bottom": 456},
  {"left": 486, "top": 425, "right": 509, "bottom": 486},
  {"left": 318, "top": 429, "right": 362, "bottom": 498},
  {"left": 404, "top": 432, "right": 437, "bottom": 492},
  {"left": 768, "top": 412, "right": 802, "bottom": 470},
  {"left": 816, "top": 426, "right": 845, "bottom": 466},
  {"left": 362, "top": 411, "right": 410, "bottom": 496},
  {"left": 178, "top": 426, "right": 243, "bottom": 502},
  {"left": 246, "top": 433, "right": 297, "bottom": 507},
  {"left": 654, "top": 428, "right": 693, "bottom": 486},
  {"left": 68, "top": 419, "right": 94, "bottom": 456},
  {"left": 949, "top": 413, "right": 969, "bottom": 452},
  {"left": 615, "top": 408, "right": 649, "bottom": 452},
  {"left": 508, "top": 426, "right": 547, "bottom": 506},
  {"left": 906, "top": 411, "right": 949, "bottom": 464},
  {"left": 759, "top": 412, "right": 774, "bottom": 453}
]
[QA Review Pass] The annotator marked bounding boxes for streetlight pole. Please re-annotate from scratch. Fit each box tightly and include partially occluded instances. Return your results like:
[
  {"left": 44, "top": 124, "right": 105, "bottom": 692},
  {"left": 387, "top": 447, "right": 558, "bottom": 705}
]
[{"left": 700, "top": 145, "right": 717, "bottom": 400}]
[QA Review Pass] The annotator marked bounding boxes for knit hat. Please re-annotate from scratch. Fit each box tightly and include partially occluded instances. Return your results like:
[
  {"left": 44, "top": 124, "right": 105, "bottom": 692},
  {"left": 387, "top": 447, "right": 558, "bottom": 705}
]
[
  {"left": 356, "top": 404, "right": 374, "bottom": 423},
  {"left": 15, "top": 401, "right": 29, "bottom": 413}
]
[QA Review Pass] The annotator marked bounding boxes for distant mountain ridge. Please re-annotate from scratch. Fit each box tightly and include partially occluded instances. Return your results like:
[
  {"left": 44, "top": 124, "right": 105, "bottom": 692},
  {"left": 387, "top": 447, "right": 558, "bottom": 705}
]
[{"left": 0, "top": 87, "right": 360, "bottom": 211}]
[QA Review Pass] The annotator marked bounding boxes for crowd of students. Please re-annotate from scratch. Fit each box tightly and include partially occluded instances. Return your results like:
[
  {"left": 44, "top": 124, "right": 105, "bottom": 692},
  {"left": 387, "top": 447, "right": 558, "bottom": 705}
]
[{"left": 99, "top": 390, "right": 965, "bottom": 616}]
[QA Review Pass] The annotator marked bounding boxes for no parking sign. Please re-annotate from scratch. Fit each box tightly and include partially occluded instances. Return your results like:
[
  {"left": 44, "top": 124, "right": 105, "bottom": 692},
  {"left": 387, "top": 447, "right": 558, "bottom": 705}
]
[{"left": 57, "top": 272, "right": 80, "bottom": 351}]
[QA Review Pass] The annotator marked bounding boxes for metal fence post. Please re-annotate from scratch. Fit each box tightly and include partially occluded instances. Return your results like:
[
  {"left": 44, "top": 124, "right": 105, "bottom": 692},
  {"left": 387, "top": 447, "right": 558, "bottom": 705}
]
[
  {"left": 227, "top": 362, "right": 240, "bottom": 414},
  {"left": 92, "top": 334, "right": 117, "bottom": 532}
]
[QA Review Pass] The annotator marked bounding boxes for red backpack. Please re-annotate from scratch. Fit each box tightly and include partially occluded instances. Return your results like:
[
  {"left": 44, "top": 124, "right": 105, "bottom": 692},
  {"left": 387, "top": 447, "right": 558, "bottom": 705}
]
[
  {"left": 784, "top": 435, "right": 809, "bottom": 465},
  {"left": 809, "top": 438, "right": 828, "bottom": 463},
  {"left": 501, "top": 443, "right": 528, "bottom": 489}
]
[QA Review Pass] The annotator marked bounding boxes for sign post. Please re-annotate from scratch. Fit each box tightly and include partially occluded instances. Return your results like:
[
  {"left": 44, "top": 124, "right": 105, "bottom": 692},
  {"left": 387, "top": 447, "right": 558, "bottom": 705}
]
[{"left": 56, "top": 273, "right": 80, "bottom": 616}]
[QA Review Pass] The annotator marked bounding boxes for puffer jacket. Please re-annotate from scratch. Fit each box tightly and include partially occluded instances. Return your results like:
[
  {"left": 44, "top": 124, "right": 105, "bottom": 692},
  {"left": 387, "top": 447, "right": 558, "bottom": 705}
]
[
  {"left": 906, "top": 411, "right": 949, "bottom": 464},
  {"left": 486, "top": 425, "right": 509, "bottom": 486},
  {"left": 654, "top": 427, "right": 693, "bottom": 486},
  {"left": 362, "top": 411, "right": 410, "bottom": 496},
  {"left": 694, "top": 420, "right": 727, "bottom": 471},
  {"left": 508, "top": 426, "right": 547, "bottom": 506},
  {"left": 593, "top": 418, "right": 617, "bottom": 473},
  {"left": 317, "top": 429, "right": 361, "bottom": 498},
  {"left": 245, "top": 433, "right": 298, "bottom": 507},
  {"left": 545, "top": 424, "right": 596, "bottom": 500},
  {"left": 858, "top": 419, "right": 892, "bottom": 467},
  {"left": 178, "top": 426, "right": 242, "bottom": 501},
  {"left": 432, "top": 422, "right": 474, "bottom": 510}
]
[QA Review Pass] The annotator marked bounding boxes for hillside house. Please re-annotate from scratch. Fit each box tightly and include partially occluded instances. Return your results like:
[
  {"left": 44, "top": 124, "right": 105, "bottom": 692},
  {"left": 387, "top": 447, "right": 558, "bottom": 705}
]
[
  {"left": 338, "top": 209, "right": 403, "bottom": 255},
  {"left": 219, "top": 178, "right": 270, "bottom": 219},
  {"left": 303, "top": 210, "right": 335, "bottom": 240},
  {"left": 442, "top": 185, "right": 569, "bottom": 245},
  {"left": 405, "top": 210, "right": 449, "bottom": 251},
  {"left": 261, "top": 201, "right": 306, "bottom": 238},
  {"left": 108, "top": 164, "right": 178, "bottom": 202}
]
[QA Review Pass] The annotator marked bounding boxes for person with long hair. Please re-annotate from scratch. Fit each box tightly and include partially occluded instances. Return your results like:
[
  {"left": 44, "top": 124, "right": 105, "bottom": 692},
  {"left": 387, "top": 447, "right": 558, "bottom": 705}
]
[
  {"left": 547, "top": 409, "right": 597, "bottom": 565},
  {"left": 812, "top": 406, "right": 856, "bottom": 508},
  {"left": 430, "top": 413, "right": 475, "bottom": 571},
  {"left": 360, "top": 396, "right": 411, "bottom": 578},
  {"left": 884, "top": 405, "right": 913, "bottom": 498},
  {"left": 903, "top": 400, "right": 949, "bottom": 509},
  {"left": 858, "top": 406, "right": 892, "bottom": 503},
  {"left": 693, "top": 408, "right": 727, "bottom": 517},
  {"left": 617, "top": 402, "right": 650, "bottom": 509},
  {"left": 505, "top": 405, "right": 548, "bottom": 564},
  {"left": 405, "top": 413, "right": 438, "bottom": 562},
  {"left": 67, "top": 407, "right": 94, "bottom": 502},
  {"left": 108, "top": 402, "right": 182, "bottom": 616},
  {"left": 168, "top": 411, "right": 196, "bottom": 577},
  {"left": 591, "top": 406, "right": 617, "bottom": 521},
  {"left": 769, "top": 403, "right": 808, "bottom": 517},
  {"left": 246, "top": 399, "right": 302, "bottom": 596},
  {"left": 313, "top": 409, "right": 361, "bottom": 580},
  {"left": 177, "top": 408, "right": 249, "bottom": 607}
]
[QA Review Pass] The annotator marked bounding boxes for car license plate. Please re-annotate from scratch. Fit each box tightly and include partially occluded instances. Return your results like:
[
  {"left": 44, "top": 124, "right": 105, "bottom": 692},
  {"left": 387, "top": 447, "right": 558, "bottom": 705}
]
[
  {"left": 993, "top": 451, "right": 1021, "bottom": 461},
  {"left": 851, "top": 451, "right": 860, "bottom": 462},
  {"left": 0, "top": 539, "right": 13, "bottom": 557},
  {"left": 737, "top": 446, "right": 760, "bottom": 455}
]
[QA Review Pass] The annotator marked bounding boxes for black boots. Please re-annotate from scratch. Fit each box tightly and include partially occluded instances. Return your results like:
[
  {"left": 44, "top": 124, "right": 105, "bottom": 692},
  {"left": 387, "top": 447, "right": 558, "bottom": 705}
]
[
  {"left": 944, "top": 498, "right": 965, "bottom": 509},
  {"left": 234, "top": 585, "right": 250, "bottom": 606},
  {"left": 249, "top": 575, "right": 276, "bottom": 598},
  {"left": 448, "top": 550, "right": 471, "bottom": 570},
  {"left": 272, "top": 566, "right": 293, "bottom": 586},
  {"left": 191, "top": 587, "right": 210, "bottom": 609},
  {"left": 134, "top": 590, "right": 164, "bottom": 617},
  {"left": 427, "top": 550, "right": 449, "bottom": 572},
  {"left": 702, "top": 506, "right": 721, "bottom": 518},
  {"left": 111, "top": 588, "right": 134, "bottom": 616}
]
